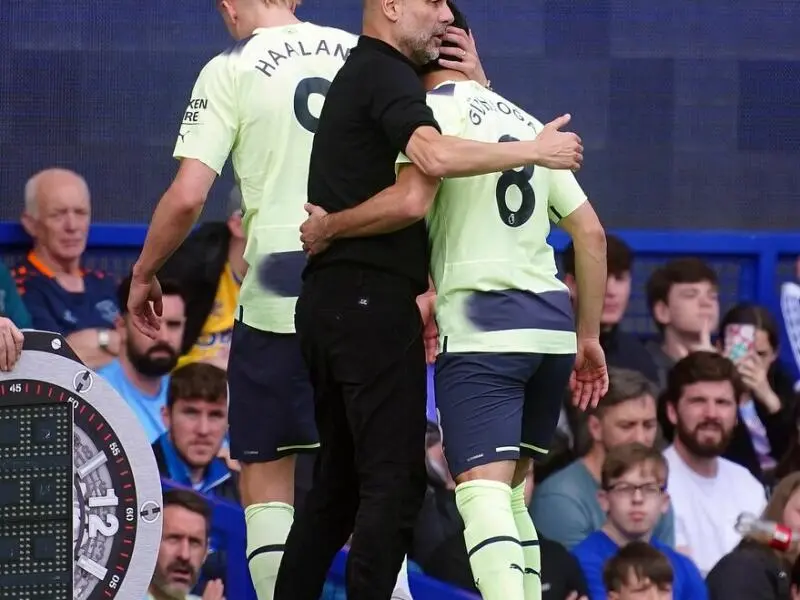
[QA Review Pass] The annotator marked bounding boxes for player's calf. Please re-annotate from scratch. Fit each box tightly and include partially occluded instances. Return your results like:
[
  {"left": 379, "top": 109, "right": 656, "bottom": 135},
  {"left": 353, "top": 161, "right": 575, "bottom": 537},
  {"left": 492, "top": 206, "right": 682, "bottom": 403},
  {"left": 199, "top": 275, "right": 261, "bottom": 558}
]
[
  {"left": 509, "top": 457, "right": 542, "bottom": 600},
  {"left": 240, "top": 457, "right": 297, "bottom": 600},
  {"left": 454, "top": 460, "right": 525, "bottom": 600}
]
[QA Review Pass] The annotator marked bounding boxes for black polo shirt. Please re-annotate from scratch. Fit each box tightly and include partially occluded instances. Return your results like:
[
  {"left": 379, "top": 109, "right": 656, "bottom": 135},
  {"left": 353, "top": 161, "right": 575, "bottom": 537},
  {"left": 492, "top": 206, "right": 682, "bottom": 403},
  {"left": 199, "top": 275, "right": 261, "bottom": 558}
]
[{"left": 304, "top": 35, "right": 440, "bottom": 295}]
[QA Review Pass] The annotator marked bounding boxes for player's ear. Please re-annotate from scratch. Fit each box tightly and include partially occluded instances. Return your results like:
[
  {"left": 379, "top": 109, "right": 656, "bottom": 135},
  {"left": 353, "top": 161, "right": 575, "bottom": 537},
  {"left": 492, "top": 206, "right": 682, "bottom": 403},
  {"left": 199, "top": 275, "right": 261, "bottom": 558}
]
[{"left": 219, "top": 0, "right": 236, "bottom": 22}]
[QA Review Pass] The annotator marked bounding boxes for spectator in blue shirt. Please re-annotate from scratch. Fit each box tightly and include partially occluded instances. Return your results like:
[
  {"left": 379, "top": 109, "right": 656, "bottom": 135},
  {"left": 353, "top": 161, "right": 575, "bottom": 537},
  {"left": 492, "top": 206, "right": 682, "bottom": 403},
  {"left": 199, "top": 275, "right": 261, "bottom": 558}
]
[
  {"left": 14, "top": 168, "right": 120, "bottom": 368},
  {"left": 152, "top": 362, "right": 239, "bottom": 504},
  {"left": 98, "top": 275, "right": 186, "bottom": 443},
  {"left": 603, "top": 542, "right": 674, "bottom": 600},
  {"left": 0, "top": 264, "right": 31, "bottom": 329},
  {"left": 151, "top": 362, "right": 238, "bottom": 596},
  {"left": 531, "top": 369, "right": 675, "bottom": 550},
  {"left": 573, "top": 443, "right": 706, "bottom": 600}
]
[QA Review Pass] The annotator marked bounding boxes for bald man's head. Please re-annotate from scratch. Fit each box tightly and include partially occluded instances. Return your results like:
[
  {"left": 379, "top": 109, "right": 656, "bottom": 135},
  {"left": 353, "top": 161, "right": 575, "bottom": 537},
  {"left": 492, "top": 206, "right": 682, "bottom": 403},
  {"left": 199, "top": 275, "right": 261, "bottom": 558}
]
[
  {"left": 363, "top": 0, "right": 453, "bottom": 66},
  {"left": 22, "top": 168, "right": 91, "bottom": 264}
]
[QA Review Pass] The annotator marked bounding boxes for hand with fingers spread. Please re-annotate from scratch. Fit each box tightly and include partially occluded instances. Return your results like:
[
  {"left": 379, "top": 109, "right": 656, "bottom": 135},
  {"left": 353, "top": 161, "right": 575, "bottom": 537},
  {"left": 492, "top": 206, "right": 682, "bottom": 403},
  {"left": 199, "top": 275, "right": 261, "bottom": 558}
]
[
  {"left": 201, "top": 578, "right": 225, "bottom": 600},
  {"left": 536, "top": 114, "right": 584, "bottom": 171},
  {"left": 127, "top": 271, "right": 163, "bottom": 340},
  {"left": 299, "top": 203, "right": 331, "bottom": 257},
  {"left": 0, "top": 317, "right": 24, "bottom": 372},
  {"left": 570, "top": 337, "right": 609, "bottom": 411},
  {"left": 437, "top": 27, "right": 489, "bottom": 87}
]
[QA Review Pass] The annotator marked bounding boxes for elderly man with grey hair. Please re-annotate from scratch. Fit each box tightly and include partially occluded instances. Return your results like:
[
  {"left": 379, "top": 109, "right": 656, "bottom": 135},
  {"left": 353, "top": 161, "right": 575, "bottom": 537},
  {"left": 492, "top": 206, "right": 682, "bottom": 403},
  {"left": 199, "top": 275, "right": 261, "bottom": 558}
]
[
  {"left": 158, "top": 185, "right": 247, "bottom": 370},
  {"left": 13, "top": 167, "right": 120, "bottom": 369}
]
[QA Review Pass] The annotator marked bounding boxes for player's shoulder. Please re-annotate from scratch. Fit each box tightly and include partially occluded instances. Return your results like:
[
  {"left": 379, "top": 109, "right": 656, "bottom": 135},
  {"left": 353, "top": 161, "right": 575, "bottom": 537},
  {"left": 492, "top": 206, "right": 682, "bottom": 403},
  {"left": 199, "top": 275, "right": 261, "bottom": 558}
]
[
  {"left": 425, "top": 81, "right": 466, "bottom": 112},
  {"left": 305, "top": 22, "right": 358, "bottom": 46},
  {"left": 195, "top": 46, "right": 238, "bottom": 83}
]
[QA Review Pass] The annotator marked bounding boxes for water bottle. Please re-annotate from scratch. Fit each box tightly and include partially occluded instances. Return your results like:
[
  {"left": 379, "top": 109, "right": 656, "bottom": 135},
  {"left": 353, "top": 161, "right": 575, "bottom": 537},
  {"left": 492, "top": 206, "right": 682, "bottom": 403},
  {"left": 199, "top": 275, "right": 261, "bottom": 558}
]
[{"left": 735, "top": 512, "right": 799, "bottom": 552}]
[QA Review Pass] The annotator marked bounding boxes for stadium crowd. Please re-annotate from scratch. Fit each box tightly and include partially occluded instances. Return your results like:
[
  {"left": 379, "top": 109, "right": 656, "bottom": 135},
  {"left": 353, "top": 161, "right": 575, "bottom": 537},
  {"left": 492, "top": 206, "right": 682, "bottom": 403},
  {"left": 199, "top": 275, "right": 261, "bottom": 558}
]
[
  {"left": 2, "top": 165, "right": 800, "bottom": 600},
  {"left": 1, "top": 0, "right": 800, "bottom": 599}
]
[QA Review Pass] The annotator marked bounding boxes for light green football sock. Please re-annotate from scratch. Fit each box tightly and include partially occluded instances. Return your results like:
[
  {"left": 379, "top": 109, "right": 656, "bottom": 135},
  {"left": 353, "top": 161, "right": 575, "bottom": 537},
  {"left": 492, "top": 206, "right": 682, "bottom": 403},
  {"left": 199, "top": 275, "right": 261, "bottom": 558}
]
[
  {"left": 244, "top": 502, "right": 294, "bottom": 600},
  {"left": 455, "top": 480, "right": 525, "bottom": 600},
  {"left": 511, "top": 482, "right": 542, "bottom": 600}
]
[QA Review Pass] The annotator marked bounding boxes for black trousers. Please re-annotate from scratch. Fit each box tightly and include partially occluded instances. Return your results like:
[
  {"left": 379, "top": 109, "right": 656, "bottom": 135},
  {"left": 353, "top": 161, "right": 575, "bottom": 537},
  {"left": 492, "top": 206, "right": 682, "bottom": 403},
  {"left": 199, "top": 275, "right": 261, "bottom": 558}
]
[{"left": 275, "top": 267, "right": 428, "bottom": 600}]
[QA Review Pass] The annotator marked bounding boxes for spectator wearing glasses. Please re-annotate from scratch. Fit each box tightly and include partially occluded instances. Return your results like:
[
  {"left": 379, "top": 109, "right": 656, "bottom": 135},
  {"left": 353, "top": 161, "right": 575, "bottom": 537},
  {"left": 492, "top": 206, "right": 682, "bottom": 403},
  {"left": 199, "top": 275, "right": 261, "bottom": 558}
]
[
  {"left": 572, "top": 443, "right": 706, "bottom": 600},
  {"left": 531, "top": 368, "right": 674, "bottom": 550}
]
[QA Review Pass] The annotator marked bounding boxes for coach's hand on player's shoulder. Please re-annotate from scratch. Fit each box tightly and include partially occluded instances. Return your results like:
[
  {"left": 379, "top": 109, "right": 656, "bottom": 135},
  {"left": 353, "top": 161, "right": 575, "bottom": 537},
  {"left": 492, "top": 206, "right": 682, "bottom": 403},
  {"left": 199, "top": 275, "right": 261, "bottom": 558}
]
[
  {"left": 128, "top": 268, "right": 164, "bottom": 340},
  {"left": 536, "top": 114, "right": 584, "bottom": 172},
  {"left": 299, "top": 203, "right": 332, "bottom": 257},
  {"left": 0, "top": 317, "right": 24, "bottom": 372},
  {"left": 569, "top": 337, "right": 609, "bottom": 411},
  {"left": 201, "top": 578, "right": 225, "bottom": 600},
  {"left": 438, "top": 27, "right": 489, "bottom": 88}
]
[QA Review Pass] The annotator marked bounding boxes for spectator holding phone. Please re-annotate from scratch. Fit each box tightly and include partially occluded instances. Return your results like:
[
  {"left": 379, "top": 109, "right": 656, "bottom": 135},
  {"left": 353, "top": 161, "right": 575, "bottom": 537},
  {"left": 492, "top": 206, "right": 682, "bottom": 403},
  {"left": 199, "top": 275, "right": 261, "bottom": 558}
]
[{"left": 717, "top": 303, "right": 797, "bottom": 484}]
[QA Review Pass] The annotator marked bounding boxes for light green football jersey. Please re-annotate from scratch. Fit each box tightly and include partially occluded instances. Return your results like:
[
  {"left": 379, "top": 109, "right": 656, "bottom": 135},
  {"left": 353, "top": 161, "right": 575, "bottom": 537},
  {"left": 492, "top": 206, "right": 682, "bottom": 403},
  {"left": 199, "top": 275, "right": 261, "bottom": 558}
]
[
  {"left": 398, "top": 81, "right": 587, "bottom": 354},
  {"left": 173, "top": 23, "right": 357, "bottom": 333}
]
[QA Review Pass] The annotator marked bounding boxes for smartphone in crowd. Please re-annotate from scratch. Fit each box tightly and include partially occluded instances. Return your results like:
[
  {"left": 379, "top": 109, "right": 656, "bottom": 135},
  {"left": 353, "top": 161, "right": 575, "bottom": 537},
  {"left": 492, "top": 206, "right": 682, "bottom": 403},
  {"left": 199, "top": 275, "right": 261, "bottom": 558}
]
[{"left": 724, "top": 324, "right": 757, "bottom": 361}]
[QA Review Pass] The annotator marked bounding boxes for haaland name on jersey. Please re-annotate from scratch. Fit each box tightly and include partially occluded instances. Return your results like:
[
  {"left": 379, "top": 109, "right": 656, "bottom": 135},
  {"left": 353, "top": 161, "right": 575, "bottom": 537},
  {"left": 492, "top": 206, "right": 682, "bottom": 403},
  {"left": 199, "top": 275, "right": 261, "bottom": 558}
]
[{"left": 254, "top": 38, "right": 351, "bottom": 78}]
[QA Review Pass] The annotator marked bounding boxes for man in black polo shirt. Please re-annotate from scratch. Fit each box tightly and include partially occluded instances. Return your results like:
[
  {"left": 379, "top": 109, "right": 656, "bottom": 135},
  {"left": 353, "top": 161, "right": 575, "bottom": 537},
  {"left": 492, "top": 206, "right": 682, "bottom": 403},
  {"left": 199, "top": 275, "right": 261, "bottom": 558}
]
[{"left": 275, "top": 2, "right": 585, "bottom": 599}]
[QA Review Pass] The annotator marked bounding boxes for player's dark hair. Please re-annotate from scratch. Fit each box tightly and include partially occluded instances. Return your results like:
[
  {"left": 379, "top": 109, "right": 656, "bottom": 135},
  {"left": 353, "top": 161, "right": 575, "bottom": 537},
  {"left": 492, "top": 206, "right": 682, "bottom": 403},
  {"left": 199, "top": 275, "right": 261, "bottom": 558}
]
[
  {"left": 167, "top": 362, "right": 228, "bottom": 409},
  {"left": 419, "top": 0, "right": 470, "bottom": 75},
  {"left": 719, "top": 302, "right": 779, "bottom": 351},
  {"left": 117, "top": 273, "right": 186, "bottom": 316},
  {"left": 660, "top": 351, "right": 745, "bottom": 407},
  {"left": 645, "top": 257, "right": 718, "bottom": 332},
  {"left": 562, "top": 234, "right": 633, "bottom": 278},
  {"left": 603, "top": 542, "right": 673, "bottom": 593},
  {"left": 163, "top": 488, "right": 212, "bottom": 537},
  {"left": 590, "top": 368, "right": 656, "bottom": 418},
  {"left": 601, "top": 442, "right": 668, "bottom": 490}
]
